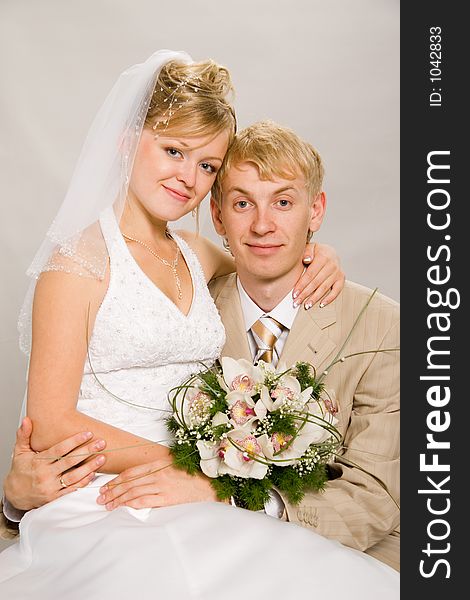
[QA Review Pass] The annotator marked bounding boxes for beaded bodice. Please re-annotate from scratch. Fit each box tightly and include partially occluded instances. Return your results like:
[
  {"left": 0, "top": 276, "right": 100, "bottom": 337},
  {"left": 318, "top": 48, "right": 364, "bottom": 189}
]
[{"left": 77, "top": 207, "right": 225, "bottom": 440}]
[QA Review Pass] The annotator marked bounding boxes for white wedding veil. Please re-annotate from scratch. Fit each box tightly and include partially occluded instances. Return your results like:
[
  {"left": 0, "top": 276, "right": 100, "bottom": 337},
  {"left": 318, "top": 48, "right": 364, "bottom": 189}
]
[{"left": 18, "top": 49, "right": 192, "bottom": 355}]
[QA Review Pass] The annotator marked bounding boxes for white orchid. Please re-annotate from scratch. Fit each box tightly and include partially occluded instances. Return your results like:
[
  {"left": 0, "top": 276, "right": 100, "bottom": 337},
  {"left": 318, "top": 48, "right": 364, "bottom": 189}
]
[
  {"left": 222, "top": 427, "right": 269, "bottom": 479},
  {"left": 219, "top": 357, "right": 264, "bottom": 396},
  {"left": 225, "top": 391, "right": 267, "bottom": 426},
  {"left": 212, "top": 411, "right": 230, "bottom": 427},
  {"left": 321, "top": 389, "right": 339, "bottom": 416},
  {"left": 196, "top": 428, "right": 269, "bottom": 480},
  {"left": 261, "top": 375, "right": 312, "bottom": 413},
  {"left": 259, "top": 419, "right": 324, "bottom": 467},
  {"left": 196, "top": 440, "right": 223, "bottom": 478}
]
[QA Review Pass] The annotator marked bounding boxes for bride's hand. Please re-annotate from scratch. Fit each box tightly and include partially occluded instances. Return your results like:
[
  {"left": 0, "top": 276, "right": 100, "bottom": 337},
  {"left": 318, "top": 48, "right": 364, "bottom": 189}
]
[
  {"left": 97, "top": 459, "right": 219, "bottom": 510},
  {"left": 293, "top": 242, "right": 345, "bottom": 309},
  {"left": 4, "top": 418, "right": 107, "bottom": 510}
]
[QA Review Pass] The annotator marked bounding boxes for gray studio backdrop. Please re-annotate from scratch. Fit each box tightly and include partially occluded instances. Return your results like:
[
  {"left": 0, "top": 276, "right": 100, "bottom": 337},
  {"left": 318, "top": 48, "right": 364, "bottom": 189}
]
[{"left": 0, "top": 0, "right": 399, "bottom": 549}]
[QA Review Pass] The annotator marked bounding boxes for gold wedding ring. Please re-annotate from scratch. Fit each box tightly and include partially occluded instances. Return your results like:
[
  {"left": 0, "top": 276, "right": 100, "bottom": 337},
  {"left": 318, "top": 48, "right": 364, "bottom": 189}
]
[{"left": 59, "top": 476, "right": 68, "bottom": 489}]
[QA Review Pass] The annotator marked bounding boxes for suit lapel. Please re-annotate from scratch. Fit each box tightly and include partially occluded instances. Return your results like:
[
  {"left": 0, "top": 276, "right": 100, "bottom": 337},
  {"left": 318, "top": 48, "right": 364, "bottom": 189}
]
[
  {"left": 280, "top": 303, "right": 337, "bottom": 374},
  {"left": 214, "top": 276, "right": 252, "bottom": 362}
]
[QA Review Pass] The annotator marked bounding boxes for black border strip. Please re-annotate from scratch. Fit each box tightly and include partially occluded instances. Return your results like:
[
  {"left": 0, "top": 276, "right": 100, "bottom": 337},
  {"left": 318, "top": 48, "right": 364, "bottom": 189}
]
[{"left": 401, "top": 3, "right": 465, "bottom": 594}]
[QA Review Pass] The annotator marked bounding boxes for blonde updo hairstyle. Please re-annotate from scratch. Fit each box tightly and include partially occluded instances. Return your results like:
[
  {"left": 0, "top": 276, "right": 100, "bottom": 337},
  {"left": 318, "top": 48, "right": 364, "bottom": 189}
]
[
  {"left": 145, "top": 59, "right": 237, "bottom": 144},
  {"left": 212, "top": 120, "right": 324, "bottom": 207}
]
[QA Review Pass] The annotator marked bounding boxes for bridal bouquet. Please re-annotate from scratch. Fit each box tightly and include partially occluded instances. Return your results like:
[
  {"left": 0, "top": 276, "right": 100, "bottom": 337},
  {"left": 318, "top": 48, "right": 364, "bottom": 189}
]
[{"left": 166, "top": 358, "right": 342, "bottom": 511}]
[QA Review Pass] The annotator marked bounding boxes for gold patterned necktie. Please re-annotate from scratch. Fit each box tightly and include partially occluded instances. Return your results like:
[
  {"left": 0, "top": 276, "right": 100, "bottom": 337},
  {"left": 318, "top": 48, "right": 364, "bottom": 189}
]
[{"left": 251, "top": 316, "right": 284, "bottom": 364}]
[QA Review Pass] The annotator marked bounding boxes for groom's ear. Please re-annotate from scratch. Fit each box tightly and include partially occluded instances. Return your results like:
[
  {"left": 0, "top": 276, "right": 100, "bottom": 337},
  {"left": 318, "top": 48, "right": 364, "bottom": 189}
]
[
  {"left": 210, "top": 196, "right": 227, "bottom": 236},
  {"left": 308, "top": 191, "right": 326, "bottom": 235}
]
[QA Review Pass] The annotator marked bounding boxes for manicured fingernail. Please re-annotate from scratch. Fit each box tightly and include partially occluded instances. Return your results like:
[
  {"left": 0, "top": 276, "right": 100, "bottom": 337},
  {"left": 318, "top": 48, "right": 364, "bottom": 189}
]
[
  {"left": 293, "top": 301, "right": 299, "bottom": 308},
  {"left": 100, "top": 485, "right": 108, "bottom": 493},
  {"left": 97, "top": 494, "right": 105, "bottom": 504},
  {"left": 293, "top": 290, "right": 299, "bottom": 299},
  {"left": 319, "top": 302, "right": 326, "bottom": 308},
  {"left": 83, "top": 431, "right": 93, "bottom": 440},
  {"left": 304, "top": 302, "right": 312, "bottom": 310},
  {"left": 106, "top": 502, "right": 114, "bottom": 511},
  {"left": 93, "top": 440, "right": 106, "bottom": 451},
  {"left": 95, "top": 455, "right": 105, "bottom": 466}
]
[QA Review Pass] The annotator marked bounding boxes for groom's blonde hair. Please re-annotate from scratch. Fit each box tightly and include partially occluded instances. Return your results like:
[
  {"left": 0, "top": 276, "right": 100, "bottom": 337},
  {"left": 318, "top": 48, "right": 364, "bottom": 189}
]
[{"left": 211, "top": 120, "right": 324, "bottom": 206}]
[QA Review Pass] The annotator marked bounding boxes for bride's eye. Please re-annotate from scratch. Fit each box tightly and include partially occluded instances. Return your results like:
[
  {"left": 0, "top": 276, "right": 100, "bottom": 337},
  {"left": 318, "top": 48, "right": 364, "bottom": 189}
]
[
  {"left": 200, "top": 162, "right": 217, "bottom": 174},
  {"left": 166, "top": 147, "right": 182, "bottom": 158}
]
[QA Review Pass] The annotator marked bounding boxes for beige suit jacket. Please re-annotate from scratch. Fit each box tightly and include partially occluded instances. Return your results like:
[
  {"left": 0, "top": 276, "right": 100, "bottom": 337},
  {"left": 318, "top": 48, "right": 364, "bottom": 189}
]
[
  {"left": 209, "top": 274, "right": 400, "bottom": 570},
  {"left": 1, "top": 276, "right": 400, "bottom": 571}
]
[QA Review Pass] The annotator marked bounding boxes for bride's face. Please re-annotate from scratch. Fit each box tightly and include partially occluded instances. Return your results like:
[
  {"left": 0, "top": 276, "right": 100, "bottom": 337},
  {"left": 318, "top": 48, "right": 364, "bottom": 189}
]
[{"left": 128, "top": 128, "right": 229, "bottom": 222}]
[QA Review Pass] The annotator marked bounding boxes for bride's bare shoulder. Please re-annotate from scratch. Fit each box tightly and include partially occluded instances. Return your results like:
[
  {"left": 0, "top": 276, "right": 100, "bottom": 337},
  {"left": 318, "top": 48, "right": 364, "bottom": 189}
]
[
  {"left": 174, "top": 229, "right": 224, "bottom": 255},
  {"left": 173, "top": 229, "right": 230, "bottom": 282}
]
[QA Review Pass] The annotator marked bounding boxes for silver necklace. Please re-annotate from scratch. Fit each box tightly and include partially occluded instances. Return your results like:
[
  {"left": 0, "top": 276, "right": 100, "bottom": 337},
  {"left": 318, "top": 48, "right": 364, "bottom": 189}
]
[{"left": 122, "top": 233, "right": 183, "bottom": 300}]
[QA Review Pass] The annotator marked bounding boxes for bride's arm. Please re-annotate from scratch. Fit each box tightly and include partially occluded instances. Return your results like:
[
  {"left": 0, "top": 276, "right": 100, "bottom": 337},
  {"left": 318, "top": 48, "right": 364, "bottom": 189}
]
[{"left": 27, "top": 270, "right": 171, "bottom": 473}]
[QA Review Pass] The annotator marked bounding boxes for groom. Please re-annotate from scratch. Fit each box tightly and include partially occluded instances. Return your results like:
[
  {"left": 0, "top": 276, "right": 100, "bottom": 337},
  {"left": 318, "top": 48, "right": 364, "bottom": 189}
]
[
  {"left": 209, "top": 121, "right": 400, "bottom": 570},
  {"left": 1, "top": 121, "right": 400, "bottom": 570}
]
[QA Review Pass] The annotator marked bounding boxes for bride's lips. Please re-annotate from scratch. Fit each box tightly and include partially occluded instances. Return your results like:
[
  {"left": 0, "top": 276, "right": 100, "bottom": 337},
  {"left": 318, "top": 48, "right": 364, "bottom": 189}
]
[
  {"left": 246, "top": 243, "right": 283, "bottom": 256},
  {"left": 162, "top": 184, "right": 191, "bottom": 202}
]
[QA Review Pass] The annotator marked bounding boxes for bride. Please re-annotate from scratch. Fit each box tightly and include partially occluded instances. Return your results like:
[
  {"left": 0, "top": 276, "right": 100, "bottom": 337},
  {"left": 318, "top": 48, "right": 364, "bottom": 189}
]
[{"left": 0, "top": 50, "right": 398, "bottom": 598}]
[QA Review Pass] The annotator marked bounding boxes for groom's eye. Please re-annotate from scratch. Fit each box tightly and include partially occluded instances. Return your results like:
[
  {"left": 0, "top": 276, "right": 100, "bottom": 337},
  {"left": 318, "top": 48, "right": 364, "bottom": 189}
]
[{"left": 235, "top": 200, "right": 249, "bottom": 209}]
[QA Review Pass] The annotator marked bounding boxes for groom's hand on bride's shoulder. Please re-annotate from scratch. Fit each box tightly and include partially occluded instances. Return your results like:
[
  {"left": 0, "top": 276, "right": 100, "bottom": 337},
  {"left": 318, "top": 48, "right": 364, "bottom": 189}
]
[
  {"left": 97, "top": 459, "right": 220, "bottom": 510},
  {"left": 4, "top": 417, "right": 107, "bottom": 511}
]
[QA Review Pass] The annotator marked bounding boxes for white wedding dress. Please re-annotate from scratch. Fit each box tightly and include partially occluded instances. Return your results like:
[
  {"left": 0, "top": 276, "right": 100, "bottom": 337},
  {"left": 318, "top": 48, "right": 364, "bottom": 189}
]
[{"left": 0, "top": 208, "right": 399, "bottom": 599}]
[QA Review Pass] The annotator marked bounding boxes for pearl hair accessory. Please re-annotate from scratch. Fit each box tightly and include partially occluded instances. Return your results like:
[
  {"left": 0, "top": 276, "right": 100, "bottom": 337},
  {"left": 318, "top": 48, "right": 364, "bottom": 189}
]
[{"left": 152, "top": 74, "right": 202, "bottom": 138}]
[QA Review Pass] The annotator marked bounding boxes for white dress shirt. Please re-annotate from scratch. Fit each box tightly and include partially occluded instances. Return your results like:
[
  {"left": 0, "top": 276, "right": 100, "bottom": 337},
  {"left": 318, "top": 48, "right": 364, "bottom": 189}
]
[{"left": 237, "top": 278, "right": 299, "bottom": 518}]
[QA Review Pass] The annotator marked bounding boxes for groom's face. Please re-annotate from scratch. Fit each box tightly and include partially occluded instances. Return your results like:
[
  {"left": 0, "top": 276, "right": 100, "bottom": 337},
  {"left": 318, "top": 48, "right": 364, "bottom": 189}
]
[{"left": 211, "top": 161, "right": 325, "bottom": 284}]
